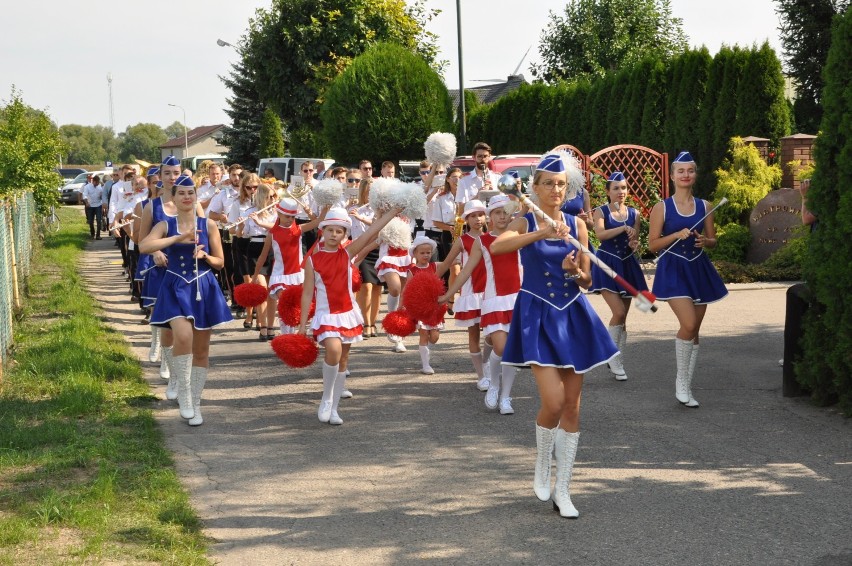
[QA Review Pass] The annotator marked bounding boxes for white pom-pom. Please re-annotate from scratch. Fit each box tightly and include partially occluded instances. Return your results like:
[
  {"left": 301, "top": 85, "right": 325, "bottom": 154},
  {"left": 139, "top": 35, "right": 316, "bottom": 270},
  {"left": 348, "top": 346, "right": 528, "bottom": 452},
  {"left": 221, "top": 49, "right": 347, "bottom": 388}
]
[
  {"left": 387, "top": 181, "right": 427, "bottom": 219},
  {"left": 556, "top": 150, "right": 586, "bottom": 198},
  {"left": 311, "top": 179, "right": 344, "bottom": 208},
  {"left": 424, "top": 132, "right": 457, "bottom": 167},
  {"left": 368, "top": 177, "right": 397, "bottom": 212},
  {"left": 377, "top": 217, "right": 412, "bottom": 250}
]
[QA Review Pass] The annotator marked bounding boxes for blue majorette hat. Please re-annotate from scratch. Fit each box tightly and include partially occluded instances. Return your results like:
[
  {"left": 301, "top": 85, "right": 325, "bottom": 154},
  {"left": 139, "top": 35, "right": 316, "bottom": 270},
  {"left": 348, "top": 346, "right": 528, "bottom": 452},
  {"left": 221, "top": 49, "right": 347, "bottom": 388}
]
[
  {"left": 536, "top": 153, "right": 565, "bottom": 173},
  {"left": 162, "top": 155, "right": 181, "bottom": 167},
  {"left": 608, "top": 171, "right": 626, "bottom": 182},
  {"left": 507, "top": 170, "right": 520, "bottom": 179},
  {"left": 174, "top": 175, "right": 194, "bottom": 187},
  {"left": 146, "top": 166, "right": 160, "bottom": 177},
  {"left": 155, "top": 181, "right": 163, "bottom": 189},
  {"left": 673, "top": 151, "right": 695, "bottom": 164}
]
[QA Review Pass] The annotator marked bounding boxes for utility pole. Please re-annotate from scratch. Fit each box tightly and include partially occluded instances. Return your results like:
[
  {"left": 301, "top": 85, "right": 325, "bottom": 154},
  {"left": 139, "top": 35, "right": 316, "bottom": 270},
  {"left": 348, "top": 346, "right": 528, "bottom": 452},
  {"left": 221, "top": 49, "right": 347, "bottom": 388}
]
[
  {"left": 107, "top": 72, "right": 115, "bottom": 132},
  {"left": 456, "top": 0, "right": 466, "bottom": 153}
]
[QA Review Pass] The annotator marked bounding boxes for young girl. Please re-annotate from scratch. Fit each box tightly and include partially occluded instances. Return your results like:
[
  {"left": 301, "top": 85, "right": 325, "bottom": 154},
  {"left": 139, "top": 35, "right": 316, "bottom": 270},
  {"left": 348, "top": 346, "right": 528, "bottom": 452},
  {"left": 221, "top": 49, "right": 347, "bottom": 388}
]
[
  {"left": 350, "top": 178, "right": 382, "bottom": 338},
  {"left": 407, "top": 236, "right": 443, "bottom": 375},
  {"left": 436, "top": 199, "right": 492, "bottom": 390},
  {"left": 439, "top": 194, "right": 522, "bottom": 414},
  {"left": 649, "top": 152, "right": 727, "bottom": 408},
  {"left": 239, "top": 183, "right": 277, "bottom": 339},
  {"left": 141, "top": 175, "right": 232, "bottom": 426},
  {"left": 375, "top": 211, "right": 412, "bottom": 353},
  {"left": 298, "top": 206, "right": 401, "bottom": 426},
  {"left": 589, "top": 172, "right": 649, "bottom": 381},
  {"left": 252, "top": 198, "right": 321, "bottom": 334}
]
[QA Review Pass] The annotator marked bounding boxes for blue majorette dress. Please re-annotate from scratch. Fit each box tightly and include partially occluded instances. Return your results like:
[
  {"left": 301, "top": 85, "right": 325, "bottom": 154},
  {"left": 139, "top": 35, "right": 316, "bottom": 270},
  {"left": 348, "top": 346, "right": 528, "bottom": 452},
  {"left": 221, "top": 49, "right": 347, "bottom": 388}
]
[
  {"left": 140, "top": 197, "right": 170, "bottom": 308},
  {"left": 651, "top": 197, "right": 728, "bottom": 304},
  {"left": 133, "top": 198, "right": 152, "bottom": 283},
  {"left": 502, "top": 212, "right": 618, "bottom": 373},
  {"left": 149, "top": 216, "right": 233, "bottom": 330},
  {"left": 590, "top": 205, "right": 649, "bottom": 295}
]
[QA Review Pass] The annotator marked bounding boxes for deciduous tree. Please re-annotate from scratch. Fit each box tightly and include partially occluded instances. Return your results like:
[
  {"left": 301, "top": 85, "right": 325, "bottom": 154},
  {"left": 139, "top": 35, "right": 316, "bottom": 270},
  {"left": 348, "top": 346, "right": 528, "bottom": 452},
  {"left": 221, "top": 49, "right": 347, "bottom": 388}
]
[{"left": 118, "top": 123, "right": 167, "bottom": 163}]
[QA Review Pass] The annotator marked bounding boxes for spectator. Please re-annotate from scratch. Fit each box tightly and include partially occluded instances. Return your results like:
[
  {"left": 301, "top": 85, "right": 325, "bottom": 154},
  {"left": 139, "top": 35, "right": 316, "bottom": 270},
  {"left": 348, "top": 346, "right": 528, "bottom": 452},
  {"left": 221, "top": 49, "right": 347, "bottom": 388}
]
[
  {"left": 82, "top": 175, "right": 105, "bottom": 239},
  {"left": 359, "top": 160, "right": 374, "bottom": 179}
]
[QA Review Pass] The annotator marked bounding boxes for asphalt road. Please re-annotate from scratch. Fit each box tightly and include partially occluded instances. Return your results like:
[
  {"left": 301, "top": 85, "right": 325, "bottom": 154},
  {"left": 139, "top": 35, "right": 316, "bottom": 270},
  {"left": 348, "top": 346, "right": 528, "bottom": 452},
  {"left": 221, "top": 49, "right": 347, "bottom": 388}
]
[{"left": 81, "top": 238, "right": 852, "bottom": 566}]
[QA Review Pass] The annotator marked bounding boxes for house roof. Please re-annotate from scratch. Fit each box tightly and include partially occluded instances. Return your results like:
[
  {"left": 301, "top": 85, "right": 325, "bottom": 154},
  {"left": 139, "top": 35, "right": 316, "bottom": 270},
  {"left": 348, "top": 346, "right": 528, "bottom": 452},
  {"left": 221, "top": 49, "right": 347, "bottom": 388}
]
[
  {"left": 449, "top": 74, "right": 527, "bottom": 109},
  {"left": 160, "top": 124, "right": 225, "bottom": 149}
]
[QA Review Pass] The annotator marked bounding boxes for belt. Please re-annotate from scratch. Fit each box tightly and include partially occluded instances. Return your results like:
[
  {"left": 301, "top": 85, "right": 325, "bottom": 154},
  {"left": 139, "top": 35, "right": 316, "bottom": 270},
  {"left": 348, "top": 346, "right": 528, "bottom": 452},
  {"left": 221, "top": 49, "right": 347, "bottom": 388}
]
[{"left": 250, "top": 237, "right": 266, "bottom": 242}]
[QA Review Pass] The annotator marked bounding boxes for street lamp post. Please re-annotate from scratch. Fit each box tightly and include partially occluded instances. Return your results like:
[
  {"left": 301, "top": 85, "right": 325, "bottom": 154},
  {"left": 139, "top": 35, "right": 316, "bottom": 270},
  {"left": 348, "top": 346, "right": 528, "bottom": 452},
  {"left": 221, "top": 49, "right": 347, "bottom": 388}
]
[
  {"left": 456, "top": 0, "right": 466, "bottom": 153},
  {"left": 168, "top": 103, "right": 188, "bottom": 161}
]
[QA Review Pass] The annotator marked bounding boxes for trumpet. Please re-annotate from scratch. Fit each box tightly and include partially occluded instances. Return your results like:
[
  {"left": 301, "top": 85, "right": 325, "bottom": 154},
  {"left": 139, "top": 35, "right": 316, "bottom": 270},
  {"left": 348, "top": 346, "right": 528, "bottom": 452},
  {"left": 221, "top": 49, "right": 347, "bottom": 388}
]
[{"left": 452, "top": 215, "right": 465, "bottom": 241}]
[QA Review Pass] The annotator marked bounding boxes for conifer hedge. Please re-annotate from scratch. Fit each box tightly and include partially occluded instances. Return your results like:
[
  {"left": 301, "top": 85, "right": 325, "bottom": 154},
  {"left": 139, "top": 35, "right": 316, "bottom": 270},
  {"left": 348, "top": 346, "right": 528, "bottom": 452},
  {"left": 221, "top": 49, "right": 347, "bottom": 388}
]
[
  {"left": 466, "top": 43, "right": 791, "bottom": 199},
  {"left": 798, "top": 8, "right": 852, "bottom": 415}
]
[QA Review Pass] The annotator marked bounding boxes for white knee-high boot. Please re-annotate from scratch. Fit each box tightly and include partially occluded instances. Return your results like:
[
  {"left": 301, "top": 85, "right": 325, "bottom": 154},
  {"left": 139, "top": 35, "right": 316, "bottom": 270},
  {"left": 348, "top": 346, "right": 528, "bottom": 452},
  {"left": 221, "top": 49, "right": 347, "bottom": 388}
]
[
  {"left": 329, "top": 371, "right": 346, "bottom": 425},
  {"left": 485, "top": 351, "right": 502, "bottom": 409},
  {"left": 159, "top": 344, "right": 171, "bottom": 380},
  {"left": 607, "top": 325, "right": 627, "bottom": 380},
  {"left": 675, "top": 338, "right": 694, "bottom": 404},
  {"left": 149, "top": 326, "right": 161, "bottom": 363},
  {"left": 685, "top": 344, "right": 700, "bottom": 407},
  {"left": 318, "top": 362, "right": 338, "bottom": 423},
  {"left": 482, "top": 340, "right": 493, "bottom": 381},
  {"left": 188, "top": 366, "right": 207, "bottom": 426},
  {"left": 552, "top": 429, "right": 580, "bottom": 518},
  {"left": 171, "top": 353, "right": 195, "bottom": 419},
  {"left": 534, "top": 425, "right": 557, "bottom": 501},
  {"left": 419, "top": 346, "right": 434, "bottom": 374},
  {"left": 163, "top": 347, "right": 177, "bottom": 400}
]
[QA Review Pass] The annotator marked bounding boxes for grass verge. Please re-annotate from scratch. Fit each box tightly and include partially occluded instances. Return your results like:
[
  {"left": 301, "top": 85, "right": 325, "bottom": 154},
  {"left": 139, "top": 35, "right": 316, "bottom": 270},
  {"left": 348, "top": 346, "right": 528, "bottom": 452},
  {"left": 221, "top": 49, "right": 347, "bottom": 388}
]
[{"left": 0, "top": 206, "right": 210, "bottom": 565}]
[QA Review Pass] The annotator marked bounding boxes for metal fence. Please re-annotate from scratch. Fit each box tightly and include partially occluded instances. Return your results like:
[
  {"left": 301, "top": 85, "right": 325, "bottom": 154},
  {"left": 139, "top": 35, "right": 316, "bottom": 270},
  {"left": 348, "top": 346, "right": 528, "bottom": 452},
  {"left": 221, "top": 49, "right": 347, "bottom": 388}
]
[{"left": 0, "top": 193, "right": 36, "bottom": 374}]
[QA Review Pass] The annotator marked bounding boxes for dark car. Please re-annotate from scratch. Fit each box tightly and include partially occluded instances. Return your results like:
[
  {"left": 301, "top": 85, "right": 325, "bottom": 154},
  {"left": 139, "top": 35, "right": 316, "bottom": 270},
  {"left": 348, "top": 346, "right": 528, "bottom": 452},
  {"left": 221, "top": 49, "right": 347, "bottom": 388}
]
[{"left": 56, "top": 168, "right": 87, "bottom": 183}]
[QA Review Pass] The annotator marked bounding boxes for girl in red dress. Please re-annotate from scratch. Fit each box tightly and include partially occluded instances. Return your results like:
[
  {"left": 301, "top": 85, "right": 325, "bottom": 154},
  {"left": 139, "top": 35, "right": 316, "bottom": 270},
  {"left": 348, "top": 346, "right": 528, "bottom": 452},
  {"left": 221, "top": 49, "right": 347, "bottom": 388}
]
[{"left": 407, "top": 235, "right": 444, "bottom": 375}]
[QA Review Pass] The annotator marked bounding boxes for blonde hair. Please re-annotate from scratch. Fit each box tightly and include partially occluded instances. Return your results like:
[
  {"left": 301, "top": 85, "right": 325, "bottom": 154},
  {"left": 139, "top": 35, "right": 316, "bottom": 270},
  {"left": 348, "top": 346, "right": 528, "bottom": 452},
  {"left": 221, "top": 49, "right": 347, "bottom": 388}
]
[
  {"left": 358, "top": 177, "right": 373, "bottom": 206},
  {"left": 255, "top": 183, "right": 276, "bottom": 208}
]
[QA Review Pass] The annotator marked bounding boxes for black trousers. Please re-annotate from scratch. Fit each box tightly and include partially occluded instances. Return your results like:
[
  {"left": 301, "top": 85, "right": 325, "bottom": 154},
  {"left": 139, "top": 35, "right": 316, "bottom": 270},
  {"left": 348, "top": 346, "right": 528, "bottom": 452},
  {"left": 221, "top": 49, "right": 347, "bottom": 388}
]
[{"left": 86, "top": 206, "right": 103, "bottom": 237}]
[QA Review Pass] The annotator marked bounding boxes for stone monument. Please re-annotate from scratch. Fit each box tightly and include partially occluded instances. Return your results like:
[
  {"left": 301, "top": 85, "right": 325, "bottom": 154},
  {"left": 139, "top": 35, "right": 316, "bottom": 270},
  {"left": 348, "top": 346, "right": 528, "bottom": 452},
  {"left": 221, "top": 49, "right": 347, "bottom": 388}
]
[{"left": 748, "top": 188, "right": 803, "bottom": 263}]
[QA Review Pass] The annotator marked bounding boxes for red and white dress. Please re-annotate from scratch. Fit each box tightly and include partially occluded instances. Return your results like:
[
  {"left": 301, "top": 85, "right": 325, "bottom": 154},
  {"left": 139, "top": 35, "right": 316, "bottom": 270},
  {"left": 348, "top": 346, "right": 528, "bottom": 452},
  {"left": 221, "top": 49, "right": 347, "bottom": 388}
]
[
  {"left": 309, "top": 247, "right": 364, "bottom": 344},
  {"left": 267, "top": 221, "right": 304, "bottom": 296},
  {"left": 479, "top": 232, "right": 522, "bottom": 336},
  {"left": 407, "top": 262, "right": 444, "bottom": 330},
  {"left": 454, "top": 232, "right": 486, "bottom": 328},
  {"left": 376, "top": 244, "right": 411, "bottom": 281}
]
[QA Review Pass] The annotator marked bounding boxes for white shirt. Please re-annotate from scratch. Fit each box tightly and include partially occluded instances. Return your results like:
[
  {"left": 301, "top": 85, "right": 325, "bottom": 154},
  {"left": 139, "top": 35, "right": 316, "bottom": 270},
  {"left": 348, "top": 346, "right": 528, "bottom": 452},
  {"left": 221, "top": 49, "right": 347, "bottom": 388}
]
[
  {"left": 350, "top": 204, "right": 374, "bottom": 239},
  {"left": 197, "top": 182, "right": 217, "bottom": 203},
  {"left": 456, "top": 169, "right": 502, "bottom": 204},
  {"left": 108, "top": 181, "right": 130, "bottom": 223},
  {"left": 82, "top": 183, "right": 105, "bottom": 207},
  {"left": 431, "top": 191, "right": 457, "bottom": 228},
  {"left": 209, "top": 186, "right": 239, "bottom": 227},
  {"left": 241, "top": 206, "right": 273, "bottom": 238},
  {"left": 228, "top": 199, "right": 254, "bottom": 228}
]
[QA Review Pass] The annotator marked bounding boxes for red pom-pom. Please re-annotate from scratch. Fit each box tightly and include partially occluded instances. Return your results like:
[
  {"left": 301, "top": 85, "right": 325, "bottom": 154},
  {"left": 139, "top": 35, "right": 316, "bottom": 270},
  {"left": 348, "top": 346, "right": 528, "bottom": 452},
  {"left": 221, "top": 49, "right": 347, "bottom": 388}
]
[
  {"left": 277, "top": 285, "right": 316, "bottom": 327},
  {"left": 271, "top": 334, "right": 319, "bottom": 368},
  {"left": 382, "top": 309, "right": 417, "bottom": 337},
  {"left": 351, "top": 267, "right": 362, "bottom": 293},
  {"left": 402, "top": 271, "right": 446, "bottom": 323},
  {"left": 233, "top": 283, "right": 268, "bottom": 308}
]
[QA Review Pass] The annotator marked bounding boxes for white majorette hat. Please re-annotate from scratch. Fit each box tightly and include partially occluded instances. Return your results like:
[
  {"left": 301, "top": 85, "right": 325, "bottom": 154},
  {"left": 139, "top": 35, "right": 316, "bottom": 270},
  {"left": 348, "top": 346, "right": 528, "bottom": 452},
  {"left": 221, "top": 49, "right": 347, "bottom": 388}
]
[
  {"left": 487, "top": 194, "right": 511, "bottom": 212},
  {"left": 608, "top": 171, "right": 626, "bottom": 182},
  {"left": 461, "top": 199, "right": 486, "bottom": 219},
  {"left": 409, "top": 235, "right": 437, "bottom": 256},
  {"left": 276, "top": 198, "right": 299, "bottom": 216},
  {"left": 318, "top": 207, "right": 352, "bottom": 231},
  {"left": 673, "top": 151, "right": 695, "bottom": 164}
]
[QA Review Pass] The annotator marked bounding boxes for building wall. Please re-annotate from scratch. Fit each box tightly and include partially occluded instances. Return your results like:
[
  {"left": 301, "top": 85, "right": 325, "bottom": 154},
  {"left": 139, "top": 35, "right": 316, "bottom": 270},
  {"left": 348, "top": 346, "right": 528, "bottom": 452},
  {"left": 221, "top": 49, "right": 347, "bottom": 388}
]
[{"left": 160, "top": 136, "right": 228, "bottom": 161}]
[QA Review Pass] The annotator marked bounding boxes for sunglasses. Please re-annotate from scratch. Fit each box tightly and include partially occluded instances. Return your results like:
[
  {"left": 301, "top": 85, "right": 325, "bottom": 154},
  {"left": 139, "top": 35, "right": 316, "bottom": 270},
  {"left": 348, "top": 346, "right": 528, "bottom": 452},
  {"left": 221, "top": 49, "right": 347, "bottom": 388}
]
[
  {"left": 245, "top": 185, "right": 259, "bottom": 190},
  {"left": 347, "top": 178, "right": 360, "bottom": 183},
  {"left": 420, "top": 170, "right": 430, "bottom": 175},
  {"left": 302, "top": 169, "right": 314, "bottom": 173},
  {"left": 361, "top": 166, "right": 373, "bottom": 170}
]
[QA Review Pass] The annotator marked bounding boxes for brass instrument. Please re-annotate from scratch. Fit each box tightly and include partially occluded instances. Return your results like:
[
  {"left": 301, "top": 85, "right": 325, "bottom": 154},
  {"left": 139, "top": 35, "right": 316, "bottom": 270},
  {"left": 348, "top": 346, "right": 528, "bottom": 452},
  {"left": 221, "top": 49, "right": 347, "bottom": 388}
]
[{"left": 452, "top": 214, "right": 465, "bottom": 241}]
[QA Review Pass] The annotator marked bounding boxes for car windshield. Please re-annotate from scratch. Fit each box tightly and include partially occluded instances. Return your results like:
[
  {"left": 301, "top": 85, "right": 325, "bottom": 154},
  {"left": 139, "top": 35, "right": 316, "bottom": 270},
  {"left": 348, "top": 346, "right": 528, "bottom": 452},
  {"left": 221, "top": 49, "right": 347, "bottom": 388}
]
[{"left": 72, "top": 172, "right": 90, "bottom": 183}]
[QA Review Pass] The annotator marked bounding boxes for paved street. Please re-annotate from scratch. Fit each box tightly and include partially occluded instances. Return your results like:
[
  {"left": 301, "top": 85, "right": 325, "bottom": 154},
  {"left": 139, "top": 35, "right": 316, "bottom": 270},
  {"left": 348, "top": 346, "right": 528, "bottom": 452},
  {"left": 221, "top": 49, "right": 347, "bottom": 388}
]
[{"left": 81, "top": 238, "right": 851, "bottom": 566}]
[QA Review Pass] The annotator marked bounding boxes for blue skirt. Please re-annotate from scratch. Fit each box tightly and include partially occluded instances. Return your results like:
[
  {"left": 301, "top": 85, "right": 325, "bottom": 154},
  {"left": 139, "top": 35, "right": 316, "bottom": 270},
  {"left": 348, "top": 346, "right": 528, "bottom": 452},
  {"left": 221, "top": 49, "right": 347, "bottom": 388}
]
[
  {"left": 652, "top": 253, "right": 728, "bottom": 304},
  {"left": 502, "top": 291, "right": 617, "bottom": 373},
  {"left": 134, "top": 254, "right": 152, "bottom": 282},
  {"left": 140, "top": 265, "right": 166, "bottom": 308},
  {"left": 150, "top": 271, "right": 233, "bottom": 330},
  {"left": 589, "top": 251, "right": 649, "bottom": 295}
]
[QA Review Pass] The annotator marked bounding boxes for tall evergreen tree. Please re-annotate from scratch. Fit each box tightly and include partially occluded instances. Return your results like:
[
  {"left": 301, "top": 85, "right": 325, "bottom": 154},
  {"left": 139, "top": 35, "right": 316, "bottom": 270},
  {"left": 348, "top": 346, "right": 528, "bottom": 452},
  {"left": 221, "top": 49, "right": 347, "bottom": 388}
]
[
  {"left": 775, "top": 0, "right": 850, "bottom": 133},
  {"left": 221, "top": 58, "right": 263, "bottom": 167},
  {"left": 712, "top": 46, "right": 749, "bottom": 170},
  {"left": 734, "top": 42, "right": 791, "bottom": 147},
  {"left": 639, "top": 58, "right": 669, "bottom": 150},
  {"left": 259, "top": 107, "right": 286, "bottom": 158},
  {"left": 672, "top": 48, "right": 711, "bottom": 189},
  {"left": 697, "top": 47, "right": 728, "bottom": 178}
]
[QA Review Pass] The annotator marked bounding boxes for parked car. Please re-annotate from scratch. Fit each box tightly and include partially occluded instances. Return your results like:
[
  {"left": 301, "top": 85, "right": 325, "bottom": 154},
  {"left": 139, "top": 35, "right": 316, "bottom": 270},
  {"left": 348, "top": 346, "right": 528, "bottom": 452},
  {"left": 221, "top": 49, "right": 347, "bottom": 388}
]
[
  {"left": 256, "top": 157, "right": 335, "bottom": 184},
  {"left": 55, "top": 167, "right": 87, "bottom": 184},
  {"left": 60, "top": 170, "right": 112, "bottom": 204},
  {"left": 451, "top": 154, "right": 540, "bottom": 180}
]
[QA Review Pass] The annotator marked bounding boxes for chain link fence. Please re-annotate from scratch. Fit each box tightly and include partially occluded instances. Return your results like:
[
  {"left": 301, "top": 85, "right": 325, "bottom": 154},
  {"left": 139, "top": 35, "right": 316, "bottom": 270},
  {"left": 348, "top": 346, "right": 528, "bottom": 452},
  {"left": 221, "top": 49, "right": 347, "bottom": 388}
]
[{"left": 0, "top": 193, "right": 36, "bottom": 373}]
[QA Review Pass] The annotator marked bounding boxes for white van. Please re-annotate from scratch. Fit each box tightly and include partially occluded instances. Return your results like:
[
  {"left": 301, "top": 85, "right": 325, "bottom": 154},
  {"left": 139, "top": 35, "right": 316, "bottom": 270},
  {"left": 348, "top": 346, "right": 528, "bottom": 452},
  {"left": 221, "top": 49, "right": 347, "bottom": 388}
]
[{"left": 257, "top": 157, "right": 335, "bottom": 184}]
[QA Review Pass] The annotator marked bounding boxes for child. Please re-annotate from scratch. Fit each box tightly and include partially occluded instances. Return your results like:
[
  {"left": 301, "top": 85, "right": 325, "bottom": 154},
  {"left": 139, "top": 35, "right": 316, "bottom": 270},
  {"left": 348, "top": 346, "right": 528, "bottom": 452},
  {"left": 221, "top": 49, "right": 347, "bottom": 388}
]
[
  {"left": 375, "top": 216, "right": 412, "bottom": 353},
  {"left": 439, "top": 194, "right": 522, "bottom": 413},
  {"left": 590, "top": 172, "right": 649, "bottom": 381},
  {"left": 407, "top": 235, "right": 443, "bottom": 375},
  {"left": 298, "top": 206, "right": 401, "bottom": 426}
]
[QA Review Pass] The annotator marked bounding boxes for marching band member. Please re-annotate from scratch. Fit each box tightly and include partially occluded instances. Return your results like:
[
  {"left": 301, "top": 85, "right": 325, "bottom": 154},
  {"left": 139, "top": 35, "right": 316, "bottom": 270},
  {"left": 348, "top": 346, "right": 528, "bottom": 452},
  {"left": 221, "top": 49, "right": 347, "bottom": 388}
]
[
  {"left": 238, "top": 183, "right": 277, "bottom": 340},
  {"left": 228, "top": 172, "right": 260, "bottom": 329}
]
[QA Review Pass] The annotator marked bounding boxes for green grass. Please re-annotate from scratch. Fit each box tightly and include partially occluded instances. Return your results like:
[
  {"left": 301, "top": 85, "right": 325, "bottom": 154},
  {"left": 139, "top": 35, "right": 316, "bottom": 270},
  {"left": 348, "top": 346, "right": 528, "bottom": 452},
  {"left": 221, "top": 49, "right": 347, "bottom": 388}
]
[{"left": 0, "top": 207, "right": 210, "bottom": 565}]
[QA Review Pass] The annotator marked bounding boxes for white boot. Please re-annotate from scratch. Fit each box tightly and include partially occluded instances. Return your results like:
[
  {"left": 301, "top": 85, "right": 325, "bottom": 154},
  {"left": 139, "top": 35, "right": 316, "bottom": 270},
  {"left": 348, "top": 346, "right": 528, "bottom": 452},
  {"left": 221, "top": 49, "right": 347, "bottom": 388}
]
[
  {"left": 552, "top": 429, "right": 580, "bottom": 518},
  {"left": 188, "top": 366, "right": 207, "bottom": 426},
  {"left": 534, "top": 425, "right": 557, "bottom": 501},
  {"left": 318, "top": 362, "right": 338, "bottom": 423},
  {"left": 685, "top": 344, "right": 700, "bottom": 407},
  {"left": 163, "top": 347, "right": 178, "bottom": 400},
  {"left": 329, "top": 371, "right": 346, "bottom": 425},
  {"left": 171, "top": 353, "right": 195, "bottom": 419},
  {"left": 607, "top": 325, "right": 627, "bottom": 380},
  {"left": 482, "top": 340, "right": 493, "bottom": 382},
  {"left": 675, "top": 338, "right": 694, "bottom": 404},
  {"left": 159, "top": 345, "right": 171, "bottom": 381},
  {"left": 148, "top": 326, "right": 161, "bottom": 363},
  {"left": 485, "top": 352, "right": 501, "bottom": 409},
  {"left": 419, "top": 346, "right": 434, "bottom": 374}
]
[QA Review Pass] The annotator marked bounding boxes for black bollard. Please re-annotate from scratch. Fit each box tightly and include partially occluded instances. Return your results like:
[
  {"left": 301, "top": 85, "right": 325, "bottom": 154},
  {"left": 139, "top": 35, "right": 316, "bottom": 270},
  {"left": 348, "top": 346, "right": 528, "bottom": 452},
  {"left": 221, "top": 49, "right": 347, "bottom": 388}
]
[{"left": 783, "top": 283, "right": 811, "bottom": 397}]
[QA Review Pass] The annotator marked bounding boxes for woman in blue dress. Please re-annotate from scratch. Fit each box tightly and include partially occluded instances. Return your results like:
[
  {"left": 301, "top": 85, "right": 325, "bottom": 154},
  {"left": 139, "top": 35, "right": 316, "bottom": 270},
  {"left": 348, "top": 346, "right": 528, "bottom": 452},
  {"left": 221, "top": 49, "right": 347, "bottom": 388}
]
[
  {"left": 492, "top": 152, "right": 618, "bottom": 519},
  {"left": 141, "top": 175, "right": 232, "bottom": 426},
  {"left": 649, "top": 152, "right": 727, "bottom": 408},
  {"left": 590, "top": 172, "right": 649, "bottom": 381}
]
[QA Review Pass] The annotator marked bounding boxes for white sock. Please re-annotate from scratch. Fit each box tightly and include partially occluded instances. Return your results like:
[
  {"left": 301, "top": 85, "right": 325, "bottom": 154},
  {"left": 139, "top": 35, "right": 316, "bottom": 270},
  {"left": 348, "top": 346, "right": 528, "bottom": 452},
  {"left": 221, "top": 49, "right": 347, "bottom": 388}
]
[
  {"left": 470, "top": 351, "right": 484, "bottom": 378},
  {"left": 331, "top": 371, "right": 346, "bottom": 413},
  {"left": 500, "top": 365, "right": 517, "bottom": 400},
  {"left": 488, "top": 351, "right": 502, "bottom": 390},
  {"left": 321, "top": 362, "right": 338, "bottom": 403},
  {"left": 419, "top": 345, "right": 431, "bottom": 368},
  {"left": 387, "top": 293, "right": 399, "bottom": 313}
]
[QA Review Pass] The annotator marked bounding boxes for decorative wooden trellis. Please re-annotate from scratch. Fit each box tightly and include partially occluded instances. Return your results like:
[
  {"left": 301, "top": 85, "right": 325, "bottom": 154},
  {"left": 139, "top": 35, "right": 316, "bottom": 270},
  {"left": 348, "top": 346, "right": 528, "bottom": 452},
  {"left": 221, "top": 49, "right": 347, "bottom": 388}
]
[{"left": 587, "top": 145, "right": 669, "bottom": 216}]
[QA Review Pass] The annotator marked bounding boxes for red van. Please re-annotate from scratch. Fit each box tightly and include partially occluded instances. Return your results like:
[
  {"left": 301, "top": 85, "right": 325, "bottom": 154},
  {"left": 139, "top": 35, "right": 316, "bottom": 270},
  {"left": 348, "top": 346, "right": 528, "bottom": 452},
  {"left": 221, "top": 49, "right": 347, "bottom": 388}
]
[{"left": 451, "top": 154, "right": 540, "bottom": 181}]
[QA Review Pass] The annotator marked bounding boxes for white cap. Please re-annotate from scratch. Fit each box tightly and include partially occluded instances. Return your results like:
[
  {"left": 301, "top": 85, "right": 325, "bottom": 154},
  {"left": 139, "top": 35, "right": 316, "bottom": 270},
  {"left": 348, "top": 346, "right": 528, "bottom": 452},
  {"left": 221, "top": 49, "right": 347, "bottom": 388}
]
[
  {"left": 318, "top": 207, "right": 352, "bottom": 230},
  {"left": 461, "top": 199, "right": 486, "bottom": 219},
  {"left": 487, "top": 194, "right": 511, "bottom": 212},
  {"left": 409, "top": 235, "right": 437, "bottom": 256}
]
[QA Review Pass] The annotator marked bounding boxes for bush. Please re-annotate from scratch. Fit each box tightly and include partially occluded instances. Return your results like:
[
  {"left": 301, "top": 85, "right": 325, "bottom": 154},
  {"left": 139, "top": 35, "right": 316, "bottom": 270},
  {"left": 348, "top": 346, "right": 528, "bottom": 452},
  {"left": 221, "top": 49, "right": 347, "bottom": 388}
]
[
  {"left": 712, "top": 260, "right": 801, "bottom": 283},
  {"left": 712, "top": 137, "right": 783, "bottom": 225},
  {"left": 707, "top": 222, "right": 750, "bottom": 263}
]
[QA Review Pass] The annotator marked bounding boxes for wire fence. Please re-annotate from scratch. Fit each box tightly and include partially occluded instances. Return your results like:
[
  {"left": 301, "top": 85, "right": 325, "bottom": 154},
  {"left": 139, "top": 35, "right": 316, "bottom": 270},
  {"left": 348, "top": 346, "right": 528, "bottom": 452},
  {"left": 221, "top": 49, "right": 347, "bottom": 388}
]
[{"left": 0, "top": 193, "right": 36, "bottom": 375}]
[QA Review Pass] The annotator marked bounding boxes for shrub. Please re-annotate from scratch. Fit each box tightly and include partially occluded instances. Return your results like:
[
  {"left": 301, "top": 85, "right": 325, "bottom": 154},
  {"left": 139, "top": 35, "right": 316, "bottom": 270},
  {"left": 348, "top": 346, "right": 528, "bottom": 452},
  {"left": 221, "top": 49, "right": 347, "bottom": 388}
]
[
  {"left": 712, "top": 137, "right": 783, "bottom": 225},
  {"left": 707, "top": 222, "right": 750, "bottom": 263},
  {"left": 712, "top": 260, "right": 801, "bottom": 283}
]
